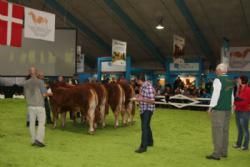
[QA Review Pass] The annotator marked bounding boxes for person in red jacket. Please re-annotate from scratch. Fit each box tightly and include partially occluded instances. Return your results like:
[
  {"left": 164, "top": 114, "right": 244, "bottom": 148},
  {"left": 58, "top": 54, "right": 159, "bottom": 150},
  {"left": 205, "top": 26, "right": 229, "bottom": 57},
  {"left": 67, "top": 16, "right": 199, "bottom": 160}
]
[{"left": 233, "top": 75, "right": 250, "bottom": 150}]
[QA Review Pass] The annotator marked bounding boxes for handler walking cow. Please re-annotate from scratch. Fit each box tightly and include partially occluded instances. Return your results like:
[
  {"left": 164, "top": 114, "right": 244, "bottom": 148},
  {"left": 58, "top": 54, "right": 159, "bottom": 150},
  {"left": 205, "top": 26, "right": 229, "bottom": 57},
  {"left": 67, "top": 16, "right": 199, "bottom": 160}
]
[{"left": 23, "top": 67, "right": 52, "bottom": 147}]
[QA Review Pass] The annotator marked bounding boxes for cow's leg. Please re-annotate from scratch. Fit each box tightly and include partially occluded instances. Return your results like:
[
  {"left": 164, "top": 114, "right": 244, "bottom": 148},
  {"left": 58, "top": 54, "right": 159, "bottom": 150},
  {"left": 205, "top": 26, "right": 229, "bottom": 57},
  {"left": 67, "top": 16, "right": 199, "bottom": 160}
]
[
  {"left": 61, "top": 112, "right": 66, "bottom": 128},
  {"left": 87, "top": 108, "right": 95, "bottom": 134},
  {"left": 53, "top": 107, "right": 60, "bottom": 128},
  {"left": 72, "top": 112, "right": 77, "bottom": 124},
  {"left": 114, "top": 104, "right": 123, "bottom": 128},
  {"left": 114, "top": 110, "right": 119, "bottom": 128},
  {"left": 131, "top": 102, "right": 136, "bottom": 124},
  {"left": 53, "top": 112, "right": 57, "bottom": 128},
  {"left": 121, "top": 105, "right": 127, "bottom": 126},
  {"left": 100, "top": 104, "right": 106, "bottom": 128},
  {"left": 127, "top": 102, "right": 133, "bottom": 125},
  {"left": 80, "top": 110, "right": 86, "bottom": 126}
]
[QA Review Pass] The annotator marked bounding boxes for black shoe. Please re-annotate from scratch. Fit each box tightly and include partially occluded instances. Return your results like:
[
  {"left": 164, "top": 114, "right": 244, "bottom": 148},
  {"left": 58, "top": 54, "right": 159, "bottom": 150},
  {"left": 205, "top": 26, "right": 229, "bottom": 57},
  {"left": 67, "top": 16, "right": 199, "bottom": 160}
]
[
  {"left": 148, "top": 143, "right": 153, "bottom": 147},
  {"left": 34, "top": 140, "right": 46, "bottom": 147},
  {"left": 26, "top": 122, "right": 29, "bottom": 127},
  {"left": 221, "top": 155, "right": 227, "bottom": 158},
  {"left": 206, "top": 155, "right": 220, "bottom": 160},
  {"left": 233, "top": 144, "right": 241, "bottom": 149},
  {"left": 47, "top": 120, "right": 53, "bottom": 124},
  {"left": 241, "top": 147, "right": 248, "bottom": 151},
  {"left": 135, "top": 148, "right": 146, "bottom": 153}
]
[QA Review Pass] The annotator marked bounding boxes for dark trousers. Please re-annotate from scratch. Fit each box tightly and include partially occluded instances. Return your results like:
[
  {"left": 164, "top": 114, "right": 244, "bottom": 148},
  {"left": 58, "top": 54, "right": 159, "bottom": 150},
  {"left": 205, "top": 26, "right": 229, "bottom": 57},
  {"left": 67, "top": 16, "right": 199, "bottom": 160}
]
[
  {"left": 235, "top": 111, "right": 250, "bottom": 149},
  {"left": 45, "top": 98, "right": 52, "bottom": 123},
  {"left": 140, "top": 110, "right": 153, "bottom": 150}
]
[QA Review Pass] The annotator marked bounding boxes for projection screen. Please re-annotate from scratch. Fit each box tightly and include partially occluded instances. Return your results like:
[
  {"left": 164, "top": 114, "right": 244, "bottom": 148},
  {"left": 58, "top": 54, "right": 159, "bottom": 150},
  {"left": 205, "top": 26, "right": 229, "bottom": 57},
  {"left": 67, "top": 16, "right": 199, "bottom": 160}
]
[{"left": 0, "top": 29, "right": 76, "bottom": 76}]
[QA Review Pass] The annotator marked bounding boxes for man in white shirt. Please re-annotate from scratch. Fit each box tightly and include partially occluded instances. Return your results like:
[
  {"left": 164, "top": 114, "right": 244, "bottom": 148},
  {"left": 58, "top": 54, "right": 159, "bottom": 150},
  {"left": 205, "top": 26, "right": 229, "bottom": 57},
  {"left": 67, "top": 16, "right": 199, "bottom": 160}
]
[{"left": 206, "top": 63, "right": 234, "bottom": 160}]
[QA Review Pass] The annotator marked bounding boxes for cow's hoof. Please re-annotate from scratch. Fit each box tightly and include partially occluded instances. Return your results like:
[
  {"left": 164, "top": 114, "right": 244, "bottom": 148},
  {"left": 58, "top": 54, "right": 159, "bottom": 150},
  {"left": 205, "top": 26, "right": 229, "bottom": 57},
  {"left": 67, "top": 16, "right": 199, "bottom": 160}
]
[
  {"left": 122, "top": 123, "right": 128, "bottom": 127},
  {"left": 88, "top": 131, "right": 95, "bottom": 135},
  {"left": 131, "top": 121, "right": 136, "bottom": 125}
]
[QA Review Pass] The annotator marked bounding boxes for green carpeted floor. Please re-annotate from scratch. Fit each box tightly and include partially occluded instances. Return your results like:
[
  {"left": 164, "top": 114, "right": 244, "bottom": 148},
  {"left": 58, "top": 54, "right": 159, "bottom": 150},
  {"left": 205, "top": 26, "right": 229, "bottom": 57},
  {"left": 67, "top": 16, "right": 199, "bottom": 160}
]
[{"left": 0, "top": 99, "right": 249, "bottom": 167}]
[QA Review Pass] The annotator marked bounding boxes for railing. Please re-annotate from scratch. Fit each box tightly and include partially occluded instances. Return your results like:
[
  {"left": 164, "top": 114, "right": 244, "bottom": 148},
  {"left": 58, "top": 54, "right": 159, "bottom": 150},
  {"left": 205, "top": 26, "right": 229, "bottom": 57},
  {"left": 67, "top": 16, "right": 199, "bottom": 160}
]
[
  {"left": 155, "top": 94, "right": 211, "bottom": 108},
  {"left": 0, "top": 94, "right": 4, "bottom": 99},
  {"left": 0, "top": 94, "right": 24, "bottom": 99}
]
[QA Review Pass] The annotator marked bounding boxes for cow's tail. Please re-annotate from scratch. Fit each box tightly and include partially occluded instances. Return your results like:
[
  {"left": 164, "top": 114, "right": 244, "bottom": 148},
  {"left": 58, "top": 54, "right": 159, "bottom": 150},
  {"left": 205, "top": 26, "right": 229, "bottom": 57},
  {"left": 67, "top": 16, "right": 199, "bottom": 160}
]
[
  {"left": 100, "top": 84, "right": 108, "bottom": 127},
  {"left": 88, "top": 89, "right": 98, "bottom": 134},
  {"left": 130, "top": 85, "right": 136, "bottom": 116},
  {"left": 117, "top": 84, "right": 126, "bottom": 125}
]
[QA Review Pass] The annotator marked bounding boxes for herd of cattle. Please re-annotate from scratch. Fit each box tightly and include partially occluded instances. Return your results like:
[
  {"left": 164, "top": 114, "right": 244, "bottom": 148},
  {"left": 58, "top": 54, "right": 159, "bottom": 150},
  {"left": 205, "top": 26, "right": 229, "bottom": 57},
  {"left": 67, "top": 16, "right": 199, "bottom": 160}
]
[{"left": 49, "top": 81, "right": 136, "bottom": 134}]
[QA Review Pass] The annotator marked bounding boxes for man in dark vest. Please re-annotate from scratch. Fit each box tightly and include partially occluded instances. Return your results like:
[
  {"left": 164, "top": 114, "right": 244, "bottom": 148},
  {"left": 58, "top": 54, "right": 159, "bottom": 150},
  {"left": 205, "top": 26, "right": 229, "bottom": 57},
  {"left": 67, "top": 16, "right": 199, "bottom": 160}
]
[{"left": 206, "top": 63, "right": 234, "bottom": 160}]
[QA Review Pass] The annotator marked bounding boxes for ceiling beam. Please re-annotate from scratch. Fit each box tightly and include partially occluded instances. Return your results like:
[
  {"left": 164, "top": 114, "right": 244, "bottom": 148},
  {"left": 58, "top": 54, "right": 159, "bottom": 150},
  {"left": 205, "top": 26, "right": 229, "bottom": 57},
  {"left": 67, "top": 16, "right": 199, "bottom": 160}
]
[
  {"left": 44, "top": 0, "right": 111, "bottom": 68},
  {"left": 104, "top": 0, "right": 165, "bottom": 67},
  {"left": 175, "top": 0, "right": 215, "bottom": 64},
  {"left": 44, "top": 0, "right": 110, "bottom": 52}
]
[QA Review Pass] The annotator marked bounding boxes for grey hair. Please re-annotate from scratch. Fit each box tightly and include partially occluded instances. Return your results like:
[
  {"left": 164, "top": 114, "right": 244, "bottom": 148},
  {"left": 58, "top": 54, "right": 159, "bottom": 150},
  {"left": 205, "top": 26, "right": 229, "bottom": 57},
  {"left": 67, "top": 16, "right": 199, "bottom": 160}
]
[{"left": 216, "top": 63, "right": 228, "bottom": 72}]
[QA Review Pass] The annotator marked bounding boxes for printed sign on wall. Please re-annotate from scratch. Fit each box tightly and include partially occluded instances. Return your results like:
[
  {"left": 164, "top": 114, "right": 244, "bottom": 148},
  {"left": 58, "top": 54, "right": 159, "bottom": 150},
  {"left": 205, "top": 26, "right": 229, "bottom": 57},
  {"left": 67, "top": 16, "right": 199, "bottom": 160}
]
[
  {"left": 24, "top": 7, "right": 55, "bottom": 42},
  {"left": 112, "top": 39, "right": 126, "bottom": 66},
  {"left": 169, "top": 63, "right": 199, "bottom": 72},
  {"left": 226, "top": 47, "right": 250, "bottom": 71},
  {"left": 101, "top": 61, "right": 126, "bottom": 72},
  {"left": 173, "top": 34, "right": 185, "bottom": 64}
]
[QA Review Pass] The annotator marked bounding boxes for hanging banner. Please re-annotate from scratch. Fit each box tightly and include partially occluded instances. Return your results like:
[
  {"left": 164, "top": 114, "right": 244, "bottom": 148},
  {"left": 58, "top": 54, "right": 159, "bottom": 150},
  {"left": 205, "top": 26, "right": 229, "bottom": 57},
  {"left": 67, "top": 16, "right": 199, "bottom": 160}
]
[
  {"left": 225, "top": 47, "right": 250, "bottom": 71},
  {"left": 221, "top": 38, "right": 230, "bottom": 65},
  {"left": 221, "top": 48, "right": 230, "bottom": 65},
  {"left": 76, "top": 53, "right": 84, "bottom": 73},
  {"left": 24, "top": 7, "right": 55, "bottom": 42},
  {"left": 112, "top": 39, "right": 126, "bottom": 66},
  {"left": 173, "top": 34, "right": 185, "bottom": 64}
]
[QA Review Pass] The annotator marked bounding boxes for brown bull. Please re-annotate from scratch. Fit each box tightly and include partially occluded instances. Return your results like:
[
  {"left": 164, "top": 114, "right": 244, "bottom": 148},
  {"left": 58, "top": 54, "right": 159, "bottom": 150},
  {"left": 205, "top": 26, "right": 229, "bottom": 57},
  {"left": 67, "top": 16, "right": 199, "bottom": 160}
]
[
  {"left": 81, "top": 83, "right": 108, "bottom": 128},
  {"left": 50, "top": 85, "right": 98, "bottom": 134},
  {"left": 104, "top": 83, "right": 126, "bottom": 128},
  {"left": 118, "top": 81, "right": 136, "bottom": 124}
]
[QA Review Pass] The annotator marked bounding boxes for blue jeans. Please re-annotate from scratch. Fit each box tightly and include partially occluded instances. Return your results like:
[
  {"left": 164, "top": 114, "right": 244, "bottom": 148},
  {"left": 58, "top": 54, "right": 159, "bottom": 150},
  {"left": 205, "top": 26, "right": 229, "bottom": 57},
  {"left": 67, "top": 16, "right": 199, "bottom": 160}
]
[
  {"left": 235, "top": 111, "right": 250, "bottom": 149},
  {"left": 140, "top": 110, "right": 153, "bottom": 149}
]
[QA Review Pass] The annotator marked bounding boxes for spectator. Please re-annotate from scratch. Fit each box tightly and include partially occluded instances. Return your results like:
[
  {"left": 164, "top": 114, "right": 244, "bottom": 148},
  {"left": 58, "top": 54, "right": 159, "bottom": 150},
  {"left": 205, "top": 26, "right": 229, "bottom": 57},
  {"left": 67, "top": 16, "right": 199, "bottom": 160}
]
[
  {"left": 206, "top": 63, "right": 234, "bottom": 160},
  {"left": 233, "top": 75, "right": 250, "bottom": 151},
  {"left": 174, "top": 77, "right": 184, "bottom": 90}
]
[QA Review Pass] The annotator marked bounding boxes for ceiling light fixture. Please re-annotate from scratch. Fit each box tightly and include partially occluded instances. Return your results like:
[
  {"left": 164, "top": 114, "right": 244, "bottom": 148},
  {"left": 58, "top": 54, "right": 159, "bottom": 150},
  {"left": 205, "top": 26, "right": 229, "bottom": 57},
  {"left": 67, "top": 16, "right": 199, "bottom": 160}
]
[{"left": 156, "top": 17, "right": 165, "bottom": 30}]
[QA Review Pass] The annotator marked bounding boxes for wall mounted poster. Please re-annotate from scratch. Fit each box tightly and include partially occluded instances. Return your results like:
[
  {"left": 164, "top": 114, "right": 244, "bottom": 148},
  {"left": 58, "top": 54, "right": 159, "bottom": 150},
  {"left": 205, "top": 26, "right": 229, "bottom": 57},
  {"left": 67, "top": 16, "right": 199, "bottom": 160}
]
[
  {"left": 112, "top": 39, "right": 126, "bottom": 66},
  {"left": 223, "top": 47, "right": 250, "bottom": 71},
  {"left": 173, "top": 34, "right": 185, "bottom": 64}
]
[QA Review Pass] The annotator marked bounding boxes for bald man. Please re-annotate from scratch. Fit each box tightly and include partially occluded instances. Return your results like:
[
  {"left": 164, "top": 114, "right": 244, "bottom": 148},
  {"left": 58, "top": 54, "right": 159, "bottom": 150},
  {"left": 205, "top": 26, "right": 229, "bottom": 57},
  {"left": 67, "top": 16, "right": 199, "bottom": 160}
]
[{"left": 23, "top": 67, "right": 51, "bottom": 147}]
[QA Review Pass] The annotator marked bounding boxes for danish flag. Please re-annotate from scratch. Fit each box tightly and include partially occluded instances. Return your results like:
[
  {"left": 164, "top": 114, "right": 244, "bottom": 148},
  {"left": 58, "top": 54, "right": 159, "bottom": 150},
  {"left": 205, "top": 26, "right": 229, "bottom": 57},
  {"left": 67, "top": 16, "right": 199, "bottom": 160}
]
[{"left": 0, "top": 0, "right": 24, "bottom": 47}]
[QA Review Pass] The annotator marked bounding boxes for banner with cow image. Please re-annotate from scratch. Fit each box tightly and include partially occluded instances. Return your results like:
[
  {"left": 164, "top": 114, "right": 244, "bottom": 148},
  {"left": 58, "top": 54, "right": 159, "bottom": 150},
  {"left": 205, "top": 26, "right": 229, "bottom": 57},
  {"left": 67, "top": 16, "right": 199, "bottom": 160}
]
[
  {"left": 112, "top": 39, "right": 126, "bottom": 66},
  {"left": 223, "top": 47, "right": 250, "bottom": 71},
  {"left": 173, "top": 34, "right": 185, "bottom": 64},
  {"left": 24, "top": 7, "right": 55, "bottom": 42}
]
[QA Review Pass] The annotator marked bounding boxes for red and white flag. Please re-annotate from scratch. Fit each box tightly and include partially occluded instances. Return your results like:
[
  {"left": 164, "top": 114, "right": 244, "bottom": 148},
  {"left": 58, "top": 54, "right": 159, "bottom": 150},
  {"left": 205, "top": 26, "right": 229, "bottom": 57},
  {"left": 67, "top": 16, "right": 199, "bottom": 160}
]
[{"left": 0, "top": 0, "right": 24, "bottom": 47}]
